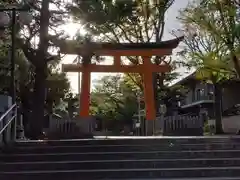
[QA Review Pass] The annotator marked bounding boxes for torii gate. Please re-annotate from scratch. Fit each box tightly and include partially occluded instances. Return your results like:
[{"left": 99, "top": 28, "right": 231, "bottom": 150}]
[{"left": 61, "top": 37, "right": 183, "bottom": 121}]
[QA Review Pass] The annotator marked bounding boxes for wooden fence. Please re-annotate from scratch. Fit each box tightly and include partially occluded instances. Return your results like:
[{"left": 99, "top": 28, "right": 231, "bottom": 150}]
[
  {"left": 48, "top": 115, "right": 204, "bottom": 137},
  {"left": 48, "top": 118, "right": 76, "bottom": 134},
  {"left": 47, "top": 116, "right": 96, "bottom": 136},
  {"left": 155, "top": 115, "right": 204, "bottom": 136}
]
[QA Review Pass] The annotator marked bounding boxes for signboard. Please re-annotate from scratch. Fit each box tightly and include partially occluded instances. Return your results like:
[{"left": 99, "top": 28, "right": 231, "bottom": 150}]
[
  {"left": 159, "top": 104, "right": 167, "bottom": 115},
  {"left": 136, "top": 123, "right": 141, "bottom": 128}
]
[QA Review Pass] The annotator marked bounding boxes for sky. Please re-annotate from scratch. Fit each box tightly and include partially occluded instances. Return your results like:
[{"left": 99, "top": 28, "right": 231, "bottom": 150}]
[{"left": 61, "top": 0, "right": 191, "bottom": 93}]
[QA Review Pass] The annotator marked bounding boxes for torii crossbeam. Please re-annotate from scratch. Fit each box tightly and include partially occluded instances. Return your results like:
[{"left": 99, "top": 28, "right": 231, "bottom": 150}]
[{"left": 61, "top": 37, "right": 183, "bottom": 121}]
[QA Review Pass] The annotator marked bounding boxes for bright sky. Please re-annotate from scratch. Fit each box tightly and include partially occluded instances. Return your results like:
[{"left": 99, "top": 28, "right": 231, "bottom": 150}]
[{"left": 61, "top": 0, "right": 191, "bottom": 93}]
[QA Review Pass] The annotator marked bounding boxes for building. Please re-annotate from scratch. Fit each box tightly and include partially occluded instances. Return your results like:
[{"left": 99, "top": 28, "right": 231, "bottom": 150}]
[
  {"left": 174, "top": 72, "right": 215, "bottom": 118},
  {"left": 175, "top": 72, "right": 240, "bottom": 133}
]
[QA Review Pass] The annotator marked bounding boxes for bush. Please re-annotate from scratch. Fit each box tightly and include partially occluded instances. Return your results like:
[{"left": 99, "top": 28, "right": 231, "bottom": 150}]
[{"left": 204, "top": 122, "right": 214, "bottom": 135}]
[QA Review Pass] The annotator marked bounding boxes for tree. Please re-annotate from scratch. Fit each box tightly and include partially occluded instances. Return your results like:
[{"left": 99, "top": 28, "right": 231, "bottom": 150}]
[
  {"left": 46, "top": 71, "right": 70, "bottom": 116},
  {"left": 159, "top": 84, "right": 187, "bottom": 115},
  {"left": 0, "top": 11, "right": 70, "bottom": 135},
  {"left": 180, "top": 0, "right": 240, "bottom": 76},
  {"left": 0, "top": 0, "right": 73, "bottom": 138},
  {"left": 195, "top": 67, "right": 229, "bottom": 134},
  {"left": 15, "top": 0, "right": 70, "bottom": 138},
  {"left": 178, "top": 0, "right": 238, "bottom": 134},
  {"left": 67, "top": 0, "right": 182, "bottom": 114},
  {"left": 90, "top": 75, "right": 138, "bottom": 131}
]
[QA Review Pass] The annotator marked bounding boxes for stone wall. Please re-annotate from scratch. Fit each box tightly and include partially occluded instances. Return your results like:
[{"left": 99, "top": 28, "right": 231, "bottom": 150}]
[
  {"left": 209, "top": 115, "right": 240, "bottom": 134},
  {"left": 222, "top": 83, "right": 240, "bottom": 111}
]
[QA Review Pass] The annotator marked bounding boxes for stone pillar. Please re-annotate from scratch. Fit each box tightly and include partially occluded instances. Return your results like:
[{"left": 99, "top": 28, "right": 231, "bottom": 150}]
[
  {"left": 159, "top": 104, "right": 167, "bottom": 135},
  {"left": 146, "top": 120, "right": 154, "bottom": 136},
  {"left": 16, "top": 114, "right": 25, "bottom": 140},
  {"left": 199, "top": 107, "right": 209, "bottom": 135}
]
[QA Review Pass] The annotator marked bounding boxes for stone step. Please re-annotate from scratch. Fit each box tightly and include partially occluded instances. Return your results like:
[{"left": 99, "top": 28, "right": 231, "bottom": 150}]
[
  {"left": 14, "top": 136, "right": 240, "bottom": 146},
  {"left": 107, "top": 179, "right": 240, "bottom": 180},
  {"left": 112, "top": 179, "right": 240, "bottom": 180},
  {"left": 2, "top": 167, "right": 240, "bottom": 179},
  {"left": 1, "top": 158, "right": 240, "bottom": 171},
  {"left": 7, "top": 142, "right": 240, "bottom": 154},
  {"left": 1, "top": 150, "right": 240, "bottom": 162},
  {"left": 3, "top": 138, "right": 240, "bottom": 179}
]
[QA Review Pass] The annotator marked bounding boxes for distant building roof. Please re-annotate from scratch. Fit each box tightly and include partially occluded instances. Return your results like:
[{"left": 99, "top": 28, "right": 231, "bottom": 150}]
[
  {"left": 171, "top": 71, "right": 196, "bottom": 86},
  {"left": 172, "top": 70, "right": 240, "bottom": 87}
]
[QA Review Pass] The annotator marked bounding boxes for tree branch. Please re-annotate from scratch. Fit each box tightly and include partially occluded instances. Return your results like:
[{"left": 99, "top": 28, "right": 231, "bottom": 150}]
[
  {"left": 117, "top": 24, "right": 134, "bottom": 43},
  {"left": 16, "top": 38, "right": 38, "bottom": 66}
]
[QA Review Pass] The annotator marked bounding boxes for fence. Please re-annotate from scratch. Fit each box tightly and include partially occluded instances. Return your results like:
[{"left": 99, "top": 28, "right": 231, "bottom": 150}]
[
  {"left": 48, "top": 117, "right": 76, "bottom": 134},
  {"left": 47, "top": 116, "right": 96, "bottom": 138},
  {"left": 155, "top": 115, "right": 204, "bottom": 136},
  {"left": 48, "top": 114, "right": 204, "bottom": 137}
]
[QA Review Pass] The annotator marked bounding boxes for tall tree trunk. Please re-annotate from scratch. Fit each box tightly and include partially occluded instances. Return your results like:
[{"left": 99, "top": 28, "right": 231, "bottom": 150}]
[
  {"left": 232, "top": 54, "right": 240, "bottom": 78},
  {"left": 29, "top": 67, "right": 47, "bottom": 139},
  {"left": 19, "top": 85, "right": 31, "bottom": 136},
  {"left": 214, "top": 83, "right": 223, "bottom": 134},
  {"left": 28, "top": 0, "right": 50, "bottom": 139}
]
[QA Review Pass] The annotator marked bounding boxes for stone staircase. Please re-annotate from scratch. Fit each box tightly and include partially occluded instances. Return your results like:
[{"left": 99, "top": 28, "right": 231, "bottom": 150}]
[{"left": 1, "top": 137, "right": 240, "bottom": 179}]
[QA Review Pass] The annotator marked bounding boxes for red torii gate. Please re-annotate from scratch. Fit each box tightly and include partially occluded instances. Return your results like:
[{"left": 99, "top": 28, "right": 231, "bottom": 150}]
[{"left": 61, "top": 37, "right": 183, "bottom": 121}]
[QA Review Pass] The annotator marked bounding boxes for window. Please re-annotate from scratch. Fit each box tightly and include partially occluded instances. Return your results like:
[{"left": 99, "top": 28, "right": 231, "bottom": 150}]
[
  {"left": 207, "top": 84, "right": 214, "bottom": 100},
  {"left": 207, "top": 84, "right": 214, "bottom": 94},
  {"left": 196, "top": 89, "right": 205, "bottom": 101},
  {"left": 196, "top": 89, "right": 201, "bottom": 100}
]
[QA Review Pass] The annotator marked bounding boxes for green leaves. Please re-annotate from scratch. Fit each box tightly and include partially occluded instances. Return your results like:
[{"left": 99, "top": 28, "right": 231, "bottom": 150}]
[
  {"left": 67, "top": 0, "right": 137, "bottom": 36},
  {"left": 195, "top": 69, "right": 212, "bottom": 81},
  {"left": 179, "top": 0, "right": 239, "bottom": 83},
  {"left": 46, "top": 69, "right": 70, "bottom": 106},
  {"left": 90, "top": 75, "right": 138, "bottom": 127},
  {"left": 194, "top": 51, "right": 235, "bottom": 83}
]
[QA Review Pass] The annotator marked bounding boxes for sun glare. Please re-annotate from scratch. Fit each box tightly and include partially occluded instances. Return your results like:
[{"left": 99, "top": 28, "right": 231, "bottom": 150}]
[{"left": 60, "top": 23, "right": 117, "bottom": 93}]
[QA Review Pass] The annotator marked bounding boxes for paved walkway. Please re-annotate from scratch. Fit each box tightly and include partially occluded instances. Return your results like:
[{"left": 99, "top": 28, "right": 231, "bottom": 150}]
[
  {"left": 93, "top": 135, "right": 240, "bottom": 139},
  {"left": 15, "top": 135, "right": 240, "bottom": 143}
]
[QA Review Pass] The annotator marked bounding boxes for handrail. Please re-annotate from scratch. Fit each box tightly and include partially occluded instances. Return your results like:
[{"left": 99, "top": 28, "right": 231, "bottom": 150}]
[
  {"left": 0, "top": 103, "right": 17, "bottom": 135},
  {"left": 0, "top": 103, "right": 16, "bottom": 123},
  {"left": 0, "top": 114, "right": 17, "bottom": 134}
]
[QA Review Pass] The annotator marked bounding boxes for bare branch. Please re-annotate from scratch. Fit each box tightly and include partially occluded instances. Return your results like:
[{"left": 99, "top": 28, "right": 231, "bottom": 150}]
[
  {"left": 17, "top": 38, "right": 37, "bottom": 66},
  {"left": 117, "top": 24, "right": 134, "bottom": 43}
]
